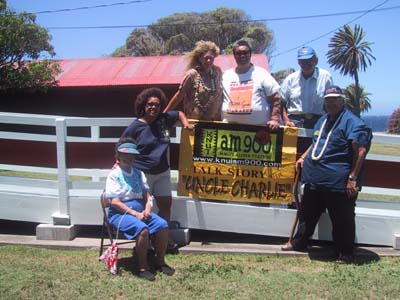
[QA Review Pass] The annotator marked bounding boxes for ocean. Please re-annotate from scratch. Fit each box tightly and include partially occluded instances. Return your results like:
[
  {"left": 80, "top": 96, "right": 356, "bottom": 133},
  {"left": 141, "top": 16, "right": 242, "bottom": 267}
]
[{"left": 361, "top": 115, "right": 390, "bottom": 132}]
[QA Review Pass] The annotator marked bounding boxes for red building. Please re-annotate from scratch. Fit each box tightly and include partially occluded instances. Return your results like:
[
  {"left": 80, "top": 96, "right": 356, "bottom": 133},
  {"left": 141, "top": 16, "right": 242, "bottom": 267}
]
[{"left": 1, "top": 54, "right": 271, "bottom": 117}]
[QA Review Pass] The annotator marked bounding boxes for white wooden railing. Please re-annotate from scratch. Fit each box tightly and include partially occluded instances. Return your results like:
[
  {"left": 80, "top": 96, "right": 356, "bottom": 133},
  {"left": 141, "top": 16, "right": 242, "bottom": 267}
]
[{"left": 1, "top": 112, "right": 400, "bottom": 247}]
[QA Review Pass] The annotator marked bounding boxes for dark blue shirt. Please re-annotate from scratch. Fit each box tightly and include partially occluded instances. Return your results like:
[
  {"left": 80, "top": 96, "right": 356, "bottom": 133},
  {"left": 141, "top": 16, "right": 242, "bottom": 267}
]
[
  {"left": 121, "top": 111, "right": 179, "bottom": 174},
  {"left": 302, "top": 109, "right": 372, "bottom": 192}
]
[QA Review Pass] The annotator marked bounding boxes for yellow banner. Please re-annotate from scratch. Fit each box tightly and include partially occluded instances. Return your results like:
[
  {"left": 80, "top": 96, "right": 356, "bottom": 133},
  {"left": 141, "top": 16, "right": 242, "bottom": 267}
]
[{"left": 178, "top": 121, "right": 298, "bottom": 204}]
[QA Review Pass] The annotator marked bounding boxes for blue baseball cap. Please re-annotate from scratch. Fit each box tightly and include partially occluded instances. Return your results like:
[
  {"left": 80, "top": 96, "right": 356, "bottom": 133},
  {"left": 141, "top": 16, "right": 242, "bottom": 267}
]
[
  {"left": 324, "top": 86, "right": 344, "bottom": 98},
  {"left": 117, "top": 142, "right": 140, "bottom": 155},
  {"left": 297, "top": 46, "right": 316, "bottom": 60}
]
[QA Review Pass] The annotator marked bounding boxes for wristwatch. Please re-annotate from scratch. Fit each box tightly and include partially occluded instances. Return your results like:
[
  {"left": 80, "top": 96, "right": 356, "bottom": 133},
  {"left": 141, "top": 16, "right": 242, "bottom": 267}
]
[{"left": 348, "top": 175, "right": 357, "bottom": 181}]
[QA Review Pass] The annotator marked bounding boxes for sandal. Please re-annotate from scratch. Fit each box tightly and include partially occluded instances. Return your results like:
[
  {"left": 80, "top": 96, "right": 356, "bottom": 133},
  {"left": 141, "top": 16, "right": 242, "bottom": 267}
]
[
  {"left": 138, "top": 270, "right": 155, "bottom": 281},
  {"left": 156, "top": 264, "right": 175, "bottom": 276}
]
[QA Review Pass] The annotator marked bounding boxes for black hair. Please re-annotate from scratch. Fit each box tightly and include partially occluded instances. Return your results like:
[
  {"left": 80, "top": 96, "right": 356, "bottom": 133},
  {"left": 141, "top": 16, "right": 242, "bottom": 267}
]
[
  {"left": 134, "top": 87, "right": 168, "bottom": 117},
  {"left": 232, "top": 40, "right": 252, "bottom": 55}
]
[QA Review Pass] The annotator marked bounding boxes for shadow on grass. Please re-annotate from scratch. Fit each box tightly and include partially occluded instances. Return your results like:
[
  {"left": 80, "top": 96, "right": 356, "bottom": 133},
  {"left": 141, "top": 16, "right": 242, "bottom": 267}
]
[
  {"left": 117, "top": 251, "right": 161, "bottom": 276},
  {"left": 118, "top": 255, "right": 138, "bottom": 275},
  {"left": 307, "top": 244, "right": 380, "bottom": 265}
]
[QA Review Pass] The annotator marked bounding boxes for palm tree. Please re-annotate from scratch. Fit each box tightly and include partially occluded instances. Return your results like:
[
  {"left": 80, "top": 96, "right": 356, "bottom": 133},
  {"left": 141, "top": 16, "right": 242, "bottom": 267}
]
[
  {"left": 327, "top": 24, "right": 375, "bottom": 116},
  {"left": 343, "top": 84, "right": 371, "bottom": 114}
]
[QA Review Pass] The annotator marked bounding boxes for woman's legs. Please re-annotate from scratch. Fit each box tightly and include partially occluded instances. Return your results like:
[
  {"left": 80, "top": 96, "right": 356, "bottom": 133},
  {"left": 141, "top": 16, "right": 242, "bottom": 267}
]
[
  {"left": 153, "top": 227, "right": 174, "bottom": 275},
  {"left": 146, "top": 170, "right": 172, "bottom": 222},
  {"left": 135, "top": 228, "right": 150, "bottom": 271},
  {"left": 155, "top": 196, "right": 172, "bottom": 222},
  {"left": 153, "top": 227, "right": 169, "bottom": 266}
]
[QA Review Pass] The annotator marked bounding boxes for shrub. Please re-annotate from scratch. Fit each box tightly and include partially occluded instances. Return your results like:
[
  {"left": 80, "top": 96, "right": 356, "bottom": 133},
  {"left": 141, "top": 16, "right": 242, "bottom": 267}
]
[{"left": 387, "top": 108, "right": 400, "bottom": 134}]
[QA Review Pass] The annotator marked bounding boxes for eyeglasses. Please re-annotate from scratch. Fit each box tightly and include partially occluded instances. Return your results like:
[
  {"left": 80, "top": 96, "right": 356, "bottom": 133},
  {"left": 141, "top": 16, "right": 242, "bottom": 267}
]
[
  {"left": 298, "top": 58, "right": 314, "bottom": 65},
  {"left": 202, "top": 55, "right": 215, "bottom": 61},
  {"left": 234, "top": 50, "right": 250, "bottom": 56},
  {"left": 146, "top": 102, "right": 161, "bottom": 108}
]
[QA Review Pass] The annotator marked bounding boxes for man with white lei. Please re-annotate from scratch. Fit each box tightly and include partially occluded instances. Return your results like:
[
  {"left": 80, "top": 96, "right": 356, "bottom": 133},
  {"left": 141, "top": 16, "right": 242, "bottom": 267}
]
[{"left": 281, "top": 86, "right": 372, "bottom": 264}]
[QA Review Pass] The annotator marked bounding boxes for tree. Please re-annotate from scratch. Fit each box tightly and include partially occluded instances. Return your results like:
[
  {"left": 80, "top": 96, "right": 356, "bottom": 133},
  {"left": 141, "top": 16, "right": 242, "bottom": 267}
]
[
  {"left": 343, "top": 84, "right": 371, "bottom": 114},
  {"left": 271, "top": 68, "right": 295, "bottom": 85},
  {"left": 387, "top": 108, "right": 400, "bottom": 134},
  {"left": 0, "top": 8, "right": 61, "bottom": 92},
  {"left": 112, "top": 7, "right": 274, "bottom": 57},
  {"left": 115, "top": 28, "right": 165, "bottom": 57},
  {"left": 0, "top": 0, "right": 6, "bottom": 11},
  {"left": 326, "top": 24, "right": 375, "bottom": 116}
]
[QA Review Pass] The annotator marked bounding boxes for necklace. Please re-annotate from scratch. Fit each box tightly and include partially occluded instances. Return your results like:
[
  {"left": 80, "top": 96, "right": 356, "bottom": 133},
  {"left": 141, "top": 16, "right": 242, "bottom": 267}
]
[
  {"left": 311, "top": 111, "right": 344, "bottom": 161},
  {"left": 193, "top": 67, "right": 217, "bottom": 113},
  {"left": 198, "top": 68, "right": 216, "bottom": 92}
]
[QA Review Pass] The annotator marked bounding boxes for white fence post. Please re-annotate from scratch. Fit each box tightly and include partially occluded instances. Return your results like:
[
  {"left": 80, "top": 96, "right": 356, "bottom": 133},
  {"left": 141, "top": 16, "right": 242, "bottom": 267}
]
[
  {"left": 54, "top": 118, "right": 71, "bottom": 225},
  {"left": 91, "top": 125, "right": 101, "bottom": 182}
]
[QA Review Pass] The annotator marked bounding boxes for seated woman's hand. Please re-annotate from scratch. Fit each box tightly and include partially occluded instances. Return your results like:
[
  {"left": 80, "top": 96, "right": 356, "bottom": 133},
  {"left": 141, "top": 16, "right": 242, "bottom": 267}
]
[
  {"left": 135, "top": 211, "right": 146, "bottom": 220},
  {"left": 143, "top": 208, "right": 151, "bottom": 219}
]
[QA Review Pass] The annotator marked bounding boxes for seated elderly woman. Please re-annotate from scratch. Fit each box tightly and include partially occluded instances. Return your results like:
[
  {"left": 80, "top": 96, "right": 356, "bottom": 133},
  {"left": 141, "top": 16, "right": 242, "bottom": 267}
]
[{"left": 105, "top": 137, "right": 175, "bottom": 281}]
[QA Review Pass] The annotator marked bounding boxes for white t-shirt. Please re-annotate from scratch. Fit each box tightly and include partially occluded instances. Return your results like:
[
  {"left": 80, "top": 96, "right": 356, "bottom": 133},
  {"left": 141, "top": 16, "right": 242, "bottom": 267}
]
[
  {"left": 105, "top": 166, "right": 149, "bottom": 201},
  {"left": 222, "top": 65, "right": 280, "bottom": 126},
  {"left": 280, "top": 67, "right": 333, "bottom": 116}
]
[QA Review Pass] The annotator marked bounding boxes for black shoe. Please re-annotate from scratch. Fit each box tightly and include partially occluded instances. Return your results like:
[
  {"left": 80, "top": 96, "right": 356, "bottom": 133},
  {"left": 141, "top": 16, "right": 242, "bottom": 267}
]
[
  {"left": 156, "top": 264, "right": 175, "bottom": 276},
  {"left": 138, "top": 270, "right": 155, "bottom": 281},
  {"left": 335, "top": 254, "right": 354, "bottom": 264}
]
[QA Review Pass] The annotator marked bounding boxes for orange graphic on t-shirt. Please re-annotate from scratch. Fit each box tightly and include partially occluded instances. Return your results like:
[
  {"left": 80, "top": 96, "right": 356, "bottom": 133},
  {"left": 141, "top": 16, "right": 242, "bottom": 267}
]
[{"left": 227, "top": 82, "right": 253, "bottom": 114}]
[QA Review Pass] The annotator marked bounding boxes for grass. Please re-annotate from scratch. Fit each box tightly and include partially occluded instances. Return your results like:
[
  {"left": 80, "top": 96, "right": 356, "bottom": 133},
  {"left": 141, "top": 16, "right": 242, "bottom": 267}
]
[
  {"left": 359, "top": 193, "right": 400, "bottom": 202},
  {"left": 369, "top": 143, "right": 400, "bottom": 156},
  {"left": 0, "top": 170, "right": 92, "bottom": 181},
  {"left": 0, "top": 245, "right": 399, "bottom": 300}
]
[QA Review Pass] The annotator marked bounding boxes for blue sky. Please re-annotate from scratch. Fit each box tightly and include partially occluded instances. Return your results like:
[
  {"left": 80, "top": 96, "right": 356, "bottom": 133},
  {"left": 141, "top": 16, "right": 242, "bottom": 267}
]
[{"left": 8, "top": 0, "right": 400, "bottom": 116}]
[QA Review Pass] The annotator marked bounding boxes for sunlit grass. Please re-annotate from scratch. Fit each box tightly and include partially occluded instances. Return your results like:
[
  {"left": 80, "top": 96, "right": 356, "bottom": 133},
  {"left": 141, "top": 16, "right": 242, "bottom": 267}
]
[
  {"left": 0, "top": 245, "right": 399, "bottom": 300},
  {"left": 0, "top": 170, "right": 91, "bottom": 181},
  {"left": 369, "top": 143, "right": 400, "bottom": 156}
]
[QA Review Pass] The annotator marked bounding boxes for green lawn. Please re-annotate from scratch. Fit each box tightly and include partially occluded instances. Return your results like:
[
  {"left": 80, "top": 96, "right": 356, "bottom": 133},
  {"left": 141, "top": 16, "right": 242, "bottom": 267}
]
[
  {"left": 0, "top": 245, "right": 399, "bottom": 300},
  {"left": 369, "top": 143, "right": 400, "bottom": 156}
]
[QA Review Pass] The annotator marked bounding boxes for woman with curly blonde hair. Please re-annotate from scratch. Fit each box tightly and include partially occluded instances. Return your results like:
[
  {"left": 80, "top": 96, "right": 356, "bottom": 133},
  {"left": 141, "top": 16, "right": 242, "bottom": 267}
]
[{"left": 164, "top": 40, "right": 223, "bottom": 121}]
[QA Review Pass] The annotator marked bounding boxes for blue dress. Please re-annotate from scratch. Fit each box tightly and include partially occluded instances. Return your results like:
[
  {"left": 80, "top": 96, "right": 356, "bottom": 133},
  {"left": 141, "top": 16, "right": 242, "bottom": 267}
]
[{"left": 105, "top": 166, "right": 168, "bottom": 240}]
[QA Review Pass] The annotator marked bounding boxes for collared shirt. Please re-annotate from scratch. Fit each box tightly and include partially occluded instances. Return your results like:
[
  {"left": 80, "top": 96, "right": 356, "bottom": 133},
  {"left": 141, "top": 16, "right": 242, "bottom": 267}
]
[
  {"left": 105, "top": 166, "right": 149, "bottom": 201},
  {"left": 301, "top": 109, "right": 372, "bottom": 192},
  {"left": 280, "top": 67, "right": 333, "bottom": 115}
]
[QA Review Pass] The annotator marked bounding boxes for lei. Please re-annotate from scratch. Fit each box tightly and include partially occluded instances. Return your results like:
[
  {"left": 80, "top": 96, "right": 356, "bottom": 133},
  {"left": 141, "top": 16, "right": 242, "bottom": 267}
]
[{"left": 311, "top": 111, "right": 345, "bottom": 161}]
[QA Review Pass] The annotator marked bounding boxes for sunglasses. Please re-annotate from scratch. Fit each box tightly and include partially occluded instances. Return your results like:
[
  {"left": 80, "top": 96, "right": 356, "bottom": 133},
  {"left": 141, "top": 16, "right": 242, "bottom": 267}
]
[
  {"left": 146, "top": 102, "right": 161, "bottom": 108},
  {"left": 234, "top": 50, "right": 250, "bottom": 56}
]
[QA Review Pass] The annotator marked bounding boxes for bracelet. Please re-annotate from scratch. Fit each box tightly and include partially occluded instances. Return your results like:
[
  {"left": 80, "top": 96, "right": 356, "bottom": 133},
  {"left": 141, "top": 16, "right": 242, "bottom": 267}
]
[{"left": 348, "top": 175, "right": 357, "bottom": 181}]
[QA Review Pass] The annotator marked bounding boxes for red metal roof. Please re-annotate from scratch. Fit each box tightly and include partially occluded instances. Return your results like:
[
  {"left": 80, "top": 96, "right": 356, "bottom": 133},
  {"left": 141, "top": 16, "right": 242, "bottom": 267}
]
[{"left": 55, "top": 54, "right": 270, "bottom": 87}]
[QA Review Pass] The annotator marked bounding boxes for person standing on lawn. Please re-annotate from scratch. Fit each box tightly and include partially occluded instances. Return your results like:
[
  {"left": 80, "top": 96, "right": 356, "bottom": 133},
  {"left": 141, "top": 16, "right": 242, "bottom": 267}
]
[
  {"left": 120, "top": 87, "right": 193, "bottom": 252},
  {"left": 281, "top": 86, "right": 372, "bottom": 264},
  {"left": 163, "top": 40, "right": 223, "bottom": 121},
  {"left": 221, "top": 39, "right": 281, "bottom": 129},
  {"left": 280, "top": 46, "right": 333, "bottom": 129}
]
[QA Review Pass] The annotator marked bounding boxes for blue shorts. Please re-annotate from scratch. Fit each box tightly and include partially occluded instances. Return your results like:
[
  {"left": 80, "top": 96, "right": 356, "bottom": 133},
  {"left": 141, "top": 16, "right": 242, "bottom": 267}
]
[{"left": 108, "top": 199, "right": 168, "bottom": 240}]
